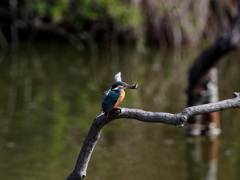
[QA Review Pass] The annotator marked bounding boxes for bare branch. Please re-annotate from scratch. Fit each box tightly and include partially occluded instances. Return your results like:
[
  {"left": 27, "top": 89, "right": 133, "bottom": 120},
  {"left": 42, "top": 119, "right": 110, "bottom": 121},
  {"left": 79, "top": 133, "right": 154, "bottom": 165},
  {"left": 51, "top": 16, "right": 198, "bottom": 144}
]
[{"left": 66, "top": 92, "right": 240, "bottom": 180}]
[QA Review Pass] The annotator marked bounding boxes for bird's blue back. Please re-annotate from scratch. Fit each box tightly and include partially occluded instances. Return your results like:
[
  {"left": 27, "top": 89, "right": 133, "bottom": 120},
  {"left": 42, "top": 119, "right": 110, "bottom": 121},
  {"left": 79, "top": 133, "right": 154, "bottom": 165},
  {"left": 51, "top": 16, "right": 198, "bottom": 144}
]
[
  {"left": 101, "top": 87, "right": 124, "bottom": 114},
  {"left": 102, "top": 90, "right": 120, "bottom": 104}
]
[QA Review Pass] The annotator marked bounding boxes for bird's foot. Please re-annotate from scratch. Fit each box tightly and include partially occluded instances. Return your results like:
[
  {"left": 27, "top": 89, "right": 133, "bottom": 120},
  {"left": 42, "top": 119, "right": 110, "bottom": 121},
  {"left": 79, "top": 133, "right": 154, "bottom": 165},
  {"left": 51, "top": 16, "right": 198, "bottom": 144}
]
[
  {"left": 113, "top": 106, "right": 121, "bottom": 109},
  {"left": 112, "top": 107, "right": 122, "bottom": 114}
]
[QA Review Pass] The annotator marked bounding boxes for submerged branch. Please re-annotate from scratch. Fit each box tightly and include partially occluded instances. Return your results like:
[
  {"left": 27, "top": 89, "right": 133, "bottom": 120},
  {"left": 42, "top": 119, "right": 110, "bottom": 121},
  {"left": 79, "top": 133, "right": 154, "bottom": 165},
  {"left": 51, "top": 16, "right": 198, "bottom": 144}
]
[{"left": 66, "top": 92, "right": 240, "bottom": 180}]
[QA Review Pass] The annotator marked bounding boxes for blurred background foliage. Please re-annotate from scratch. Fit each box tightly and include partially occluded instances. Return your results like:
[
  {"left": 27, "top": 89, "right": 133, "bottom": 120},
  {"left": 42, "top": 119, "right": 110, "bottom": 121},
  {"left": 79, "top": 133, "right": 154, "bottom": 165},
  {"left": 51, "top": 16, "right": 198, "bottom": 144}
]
[
  {"left": 29, "top": 0, "right": 143, "bottom": 26},
  {"left": 0, "top": 0, "right": 238, "bottom": 50}
]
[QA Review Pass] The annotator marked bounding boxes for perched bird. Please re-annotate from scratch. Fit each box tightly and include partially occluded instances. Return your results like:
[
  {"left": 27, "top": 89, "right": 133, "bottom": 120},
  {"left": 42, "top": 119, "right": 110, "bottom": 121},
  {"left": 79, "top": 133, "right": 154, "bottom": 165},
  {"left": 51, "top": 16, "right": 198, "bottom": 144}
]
[{"left": 101, "top": 81, "right": 137, "bottom": 115}]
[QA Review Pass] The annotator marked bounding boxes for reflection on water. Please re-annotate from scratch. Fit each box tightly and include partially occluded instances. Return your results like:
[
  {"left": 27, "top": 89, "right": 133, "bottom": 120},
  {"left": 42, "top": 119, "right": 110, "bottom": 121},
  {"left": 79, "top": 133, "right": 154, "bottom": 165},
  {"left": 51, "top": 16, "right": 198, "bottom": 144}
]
[
  {"left": 0, "top": 43, "right": 240, "bottom": 180},
  {"left": 186, "top": 136, "right": 219, "bottom": 180}
]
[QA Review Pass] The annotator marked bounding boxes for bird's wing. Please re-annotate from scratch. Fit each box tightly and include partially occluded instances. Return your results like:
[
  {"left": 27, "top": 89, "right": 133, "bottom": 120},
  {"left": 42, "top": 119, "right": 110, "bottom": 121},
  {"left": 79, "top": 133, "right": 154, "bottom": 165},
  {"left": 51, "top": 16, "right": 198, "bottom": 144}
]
[{"left": 101, "top": 91, "right": 119, "bottom": 114}]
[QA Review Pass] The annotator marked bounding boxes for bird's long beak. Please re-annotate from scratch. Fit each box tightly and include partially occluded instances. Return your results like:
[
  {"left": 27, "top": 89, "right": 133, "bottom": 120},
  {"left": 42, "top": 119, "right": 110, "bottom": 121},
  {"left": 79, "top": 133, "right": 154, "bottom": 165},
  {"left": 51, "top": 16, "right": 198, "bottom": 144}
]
[
  {"left": 124, "top": 83, "right": 140, "bottom": 89},
  {"left": 123, "top": 84, "right": 131, "bottom": 89}
]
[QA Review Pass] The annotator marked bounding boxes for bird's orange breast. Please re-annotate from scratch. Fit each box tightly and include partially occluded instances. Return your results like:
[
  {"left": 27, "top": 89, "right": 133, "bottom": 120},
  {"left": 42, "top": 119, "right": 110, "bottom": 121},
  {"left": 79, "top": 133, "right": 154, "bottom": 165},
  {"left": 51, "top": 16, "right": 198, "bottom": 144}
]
[{"left": 115, "top": 90, "right": 125, "bottom": 106}]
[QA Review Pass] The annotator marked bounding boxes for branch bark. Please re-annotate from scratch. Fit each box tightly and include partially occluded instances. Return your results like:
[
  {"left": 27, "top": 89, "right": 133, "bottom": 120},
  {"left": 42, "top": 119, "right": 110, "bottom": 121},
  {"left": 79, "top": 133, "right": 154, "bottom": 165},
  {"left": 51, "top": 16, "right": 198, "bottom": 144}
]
[{"left": 66, "top": 92, "right": 240, "bottom": 180}]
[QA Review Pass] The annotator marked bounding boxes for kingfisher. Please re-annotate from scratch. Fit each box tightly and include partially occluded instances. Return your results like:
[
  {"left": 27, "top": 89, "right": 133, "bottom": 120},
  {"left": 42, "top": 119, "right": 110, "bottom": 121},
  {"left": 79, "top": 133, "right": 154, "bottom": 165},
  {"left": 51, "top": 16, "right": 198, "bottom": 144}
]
[{"left": 101, "top": 81, "right": 138, "bottom": 115}]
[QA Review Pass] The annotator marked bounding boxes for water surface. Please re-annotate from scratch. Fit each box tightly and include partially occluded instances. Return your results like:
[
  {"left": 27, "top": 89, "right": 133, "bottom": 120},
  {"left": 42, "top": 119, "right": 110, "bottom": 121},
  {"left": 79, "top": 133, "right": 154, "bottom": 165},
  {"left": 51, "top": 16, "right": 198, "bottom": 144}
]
[{"left": 0, "top": 43, "right": 240, "bottom": 180}]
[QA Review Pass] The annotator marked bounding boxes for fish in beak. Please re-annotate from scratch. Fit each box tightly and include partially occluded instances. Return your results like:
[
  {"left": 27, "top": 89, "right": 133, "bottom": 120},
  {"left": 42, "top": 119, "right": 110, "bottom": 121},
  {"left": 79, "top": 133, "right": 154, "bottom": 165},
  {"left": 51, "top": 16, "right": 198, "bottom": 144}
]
[{"left": 124, "top": 83, "right": 140, "bottom": 89}]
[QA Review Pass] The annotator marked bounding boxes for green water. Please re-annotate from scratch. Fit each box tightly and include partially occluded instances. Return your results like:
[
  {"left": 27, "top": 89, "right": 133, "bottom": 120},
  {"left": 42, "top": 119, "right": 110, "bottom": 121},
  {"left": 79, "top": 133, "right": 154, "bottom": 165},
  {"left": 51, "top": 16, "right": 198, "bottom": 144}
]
[{"left": 0, "top": 43, "right": 240, "bottom": 180}]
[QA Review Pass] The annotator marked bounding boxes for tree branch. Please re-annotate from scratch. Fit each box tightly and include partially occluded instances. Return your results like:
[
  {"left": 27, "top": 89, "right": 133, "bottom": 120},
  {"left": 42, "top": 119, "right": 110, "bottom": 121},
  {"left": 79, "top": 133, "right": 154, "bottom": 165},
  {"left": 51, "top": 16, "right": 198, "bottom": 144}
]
[
  {"left": 187, "top": 3, "right": 240, "bottom": 93},
  {"left": 66, "top": 92, "right": 240, "bottom": 180}
]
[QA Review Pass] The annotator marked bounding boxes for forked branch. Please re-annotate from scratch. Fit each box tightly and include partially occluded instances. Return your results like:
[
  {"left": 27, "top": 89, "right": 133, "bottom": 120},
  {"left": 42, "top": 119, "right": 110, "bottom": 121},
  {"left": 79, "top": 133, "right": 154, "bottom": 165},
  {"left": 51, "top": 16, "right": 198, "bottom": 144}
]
[{"left": 66, "top": 92, "right": 240, "bottom": 180}]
